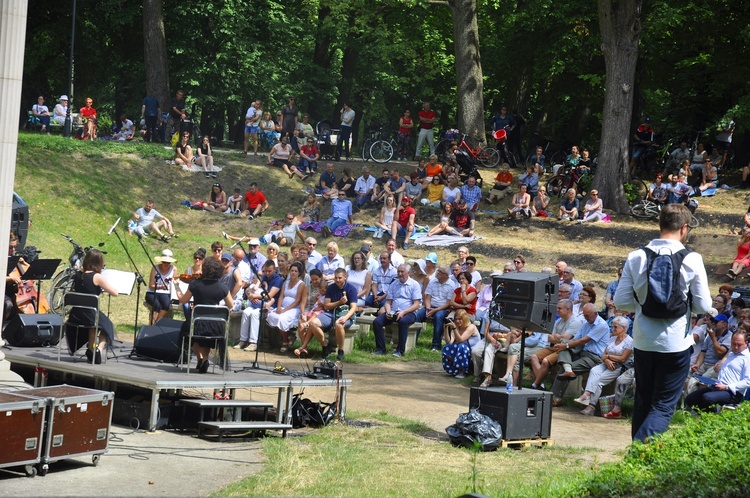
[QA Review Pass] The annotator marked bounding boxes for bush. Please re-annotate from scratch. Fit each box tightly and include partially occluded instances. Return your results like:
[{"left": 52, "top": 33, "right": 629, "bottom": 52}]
[{"left": 577, "top": 404, "right": 750, "bottom": 497}]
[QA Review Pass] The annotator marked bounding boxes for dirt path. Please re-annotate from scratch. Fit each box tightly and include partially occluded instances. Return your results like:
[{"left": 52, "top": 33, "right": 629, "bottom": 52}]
[{"left": 266, "top": 356, "right": 633, "bottom": 456}]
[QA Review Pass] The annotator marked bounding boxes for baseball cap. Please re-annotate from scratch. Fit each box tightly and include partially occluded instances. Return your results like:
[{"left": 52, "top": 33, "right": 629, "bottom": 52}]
[
  {"left": 221, "top": 252, "right": 232, "bottom": 261},
  {"left": 457, "top": 198, "right": 467, "bottom": 205},
  {"left": 402, "top": 196, "right": 411, "bottom": 203},
  {"left": 360, "top": 244, "right": 371, "bottom": 254},
  {"left": 714, "top": 313, "right": 729, "bottom": 323},
  {"left": 425, "top": 252, "right": 438, "bottom": 264}
]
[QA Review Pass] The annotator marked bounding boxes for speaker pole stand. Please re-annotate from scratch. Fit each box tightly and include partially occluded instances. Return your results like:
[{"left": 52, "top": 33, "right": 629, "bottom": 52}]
[{"left": 517, "top": 326, "right": 526, "bottom": 391}]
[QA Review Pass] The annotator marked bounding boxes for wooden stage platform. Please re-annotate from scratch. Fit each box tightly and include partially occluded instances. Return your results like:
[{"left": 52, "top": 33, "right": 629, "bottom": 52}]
[{"left": 2, "top": 343, "right": 349, "bottom": 432}]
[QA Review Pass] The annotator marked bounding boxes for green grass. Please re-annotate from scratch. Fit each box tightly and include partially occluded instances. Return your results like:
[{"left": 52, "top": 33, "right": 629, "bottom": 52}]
[{"left": 216, "top": 411, "right": 588, "bottom": 497}]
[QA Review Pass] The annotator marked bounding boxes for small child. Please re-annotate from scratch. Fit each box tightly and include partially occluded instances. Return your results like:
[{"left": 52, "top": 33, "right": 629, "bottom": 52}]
[{"left": 228, "top": 188, "right": 243, "bottom": 215}]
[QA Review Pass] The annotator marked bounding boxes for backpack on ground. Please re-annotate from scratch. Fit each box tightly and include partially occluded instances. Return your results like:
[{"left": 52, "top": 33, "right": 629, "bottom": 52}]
[{"left": 636, "top": 246, "right": 692, "bottom": 319}]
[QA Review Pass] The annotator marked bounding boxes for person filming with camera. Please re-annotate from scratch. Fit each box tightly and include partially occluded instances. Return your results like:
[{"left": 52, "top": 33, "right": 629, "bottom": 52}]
[{"left": 372, "top": 264, "right": 422, "bottom": 357}]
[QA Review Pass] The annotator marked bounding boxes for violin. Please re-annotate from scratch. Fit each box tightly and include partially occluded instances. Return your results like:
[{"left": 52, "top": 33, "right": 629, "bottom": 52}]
[{"left": 178, "top": 273, "right": 198, "bottom": 282}]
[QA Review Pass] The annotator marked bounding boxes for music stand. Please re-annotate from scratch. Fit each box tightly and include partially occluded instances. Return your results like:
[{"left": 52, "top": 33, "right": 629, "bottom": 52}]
[
  {"left": 6, "top": 256, "right": 21, "bottom": 275},
  {"left": 20, "top": 259, "right": 62, "bottom": 313}
]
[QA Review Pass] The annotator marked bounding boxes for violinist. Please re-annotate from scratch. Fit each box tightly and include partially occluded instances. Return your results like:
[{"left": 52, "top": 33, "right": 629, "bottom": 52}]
[
  {"left": 4, "top": 233, "right": 22, "bottom": 325},
  {"left": 146, "top": 249, "right": 177, "bottom": 323},
  {"left": 4, "top": 232, "right": 50, "bottom": 318},
  {"left": 178, "top": 248, "right": 206, "bottom": 320}
]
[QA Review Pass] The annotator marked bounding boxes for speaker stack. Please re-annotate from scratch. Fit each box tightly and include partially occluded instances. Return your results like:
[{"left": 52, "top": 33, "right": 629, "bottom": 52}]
[{"left": 490, "top": 272, "right": 558, "bottom": 333}]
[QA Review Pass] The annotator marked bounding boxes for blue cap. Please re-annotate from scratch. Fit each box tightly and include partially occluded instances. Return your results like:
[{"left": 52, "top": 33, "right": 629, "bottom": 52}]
[{"left": 714, "top": 314, "right": 728, "bottom": 323}]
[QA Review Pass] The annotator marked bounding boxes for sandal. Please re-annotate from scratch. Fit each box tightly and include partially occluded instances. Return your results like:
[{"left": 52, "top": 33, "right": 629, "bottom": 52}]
[
  {"left": 603, "top": 409, "right": 622, "bottom": 419},
  {"left": 294, "top": 347, "right": 308, "bottom": 357},
  {"left": 280, "top": 346, "right": 288, "bottom": 353}
]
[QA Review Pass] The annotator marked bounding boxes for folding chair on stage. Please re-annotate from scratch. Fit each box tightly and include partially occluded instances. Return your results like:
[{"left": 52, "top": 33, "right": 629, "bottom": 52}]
[
  {"left": 180, "top": 304, "right": 230, "bottom": 375},
  {"left": 59, "top": 292, "right": 100, "bottom": 363}
]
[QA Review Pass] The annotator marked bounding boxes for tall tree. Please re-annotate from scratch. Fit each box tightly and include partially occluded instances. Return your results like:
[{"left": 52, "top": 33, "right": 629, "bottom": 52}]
[
  {"left": 143, "top": 0, "right": 170, "bottom": 113},
  {"left": 593, "top": 0, "right": 642, "bottom": 213},
  {"left": 448, "top": 0, "right": 485, "bottom": 139}
]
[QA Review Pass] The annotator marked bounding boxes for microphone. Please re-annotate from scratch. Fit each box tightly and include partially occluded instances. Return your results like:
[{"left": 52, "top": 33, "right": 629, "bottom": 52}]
[{"left": 107, "top": 217, "right": 121, "bottom": 235}]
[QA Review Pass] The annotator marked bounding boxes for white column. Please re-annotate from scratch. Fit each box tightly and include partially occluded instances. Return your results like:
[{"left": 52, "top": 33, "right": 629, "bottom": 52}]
[{"left": 0, "top": 0, "right": 29, "bottom": 334}]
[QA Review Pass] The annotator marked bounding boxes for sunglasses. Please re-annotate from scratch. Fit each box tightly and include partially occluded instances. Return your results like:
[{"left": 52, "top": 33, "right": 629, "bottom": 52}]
[
  {"left": 514, "top": 260, "right": 522, "bottom": 264},
  {"left": 194, "top": 256, "right": 204, "bottom": 260}
]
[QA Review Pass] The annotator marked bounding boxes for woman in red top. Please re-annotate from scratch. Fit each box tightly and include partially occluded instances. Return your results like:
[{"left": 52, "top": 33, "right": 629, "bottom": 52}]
[
  {"left": 728, "top": 228, "right": 750, "bottom": 279},
  {"left": 449, "top": 271, "right": 477, "bottom": 319},
  {"left": 79, "top": 97, "right": 98, "bottom": 140},
  {"left": 396, "top": 110, "right": 413, "bottom": 161}
]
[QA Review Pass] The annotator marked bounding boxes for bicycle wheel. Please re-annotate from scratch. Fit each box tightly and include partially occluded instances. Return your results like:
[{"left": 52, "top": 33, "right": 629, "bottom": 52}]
[
  {"left": 630, "top": 202, "right": 658, "bottom": 219},
  {"left": 546, "top": 175, "right": 566, "bottom": 198},
  {"left": 370, "top": 140, "right": 394, "bottom": 163},
  {"left": 576, "top": 172, "right": 594, "bottom": 196},
  {"left": 478, "top": 147, "right": 500, "bottom": 168},
  {"left": 549, "top": 149, "right": 567, "bottom": 167},
  {"left": 360, "top": 138, "right": 372, "bottom": 161},
  {"left": 435, "top": 139, "right": 450, "bottom": 160},
  {"left": 47, "top": 270, "right": 74, "bottom": 314},
  {"left": 624, "top": 178, "right": 649, "bottom": 205}
]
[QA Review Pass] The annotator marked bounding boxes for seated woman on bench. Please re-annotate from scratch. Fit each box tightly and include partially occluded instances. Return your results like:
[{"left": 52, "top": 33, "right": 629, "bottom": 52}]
[{"left": 175, "top": 257, "right": 233, "bottom": 374}]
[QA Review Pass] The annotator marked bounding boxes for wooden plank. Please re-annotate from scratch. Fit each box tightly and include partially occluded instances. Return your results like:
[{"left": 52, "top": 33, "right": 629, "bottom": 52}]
[{"left": 500, "top": 437, "right": 554, "bottom": 449}]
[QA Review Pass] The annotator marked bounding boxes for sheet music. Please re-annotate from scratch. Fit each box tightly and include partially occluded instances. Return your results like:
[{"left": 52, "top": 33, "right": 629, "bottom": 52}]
[{"left": 101, "top": 269, "right": 137, "bottom": 295}]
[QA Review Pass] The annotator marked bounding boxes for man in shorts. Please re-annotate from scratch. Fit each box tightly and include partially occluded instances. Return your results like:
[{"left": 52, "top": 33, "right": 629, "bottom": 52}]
[{"left": 130, "top": 200, "right": 178, "bottom": 242}]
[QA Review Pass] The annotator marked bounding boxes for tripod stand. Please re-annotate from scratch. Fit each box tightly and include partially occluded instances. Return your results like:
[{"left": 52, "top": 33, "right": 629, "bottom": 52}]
[{"left": 108, "top": 219, "right": 147, "bottom": 341}]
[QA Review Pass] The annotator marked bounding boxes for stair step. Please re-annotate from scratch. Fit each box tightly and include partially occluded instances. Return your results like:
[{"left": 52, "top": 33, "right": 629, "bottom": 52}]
[
  {"left": 197, "top": 420, "right": 293, "bottom": 440},
  {"left": 180, "top": 399, "right": 274, "bottom": 409}
]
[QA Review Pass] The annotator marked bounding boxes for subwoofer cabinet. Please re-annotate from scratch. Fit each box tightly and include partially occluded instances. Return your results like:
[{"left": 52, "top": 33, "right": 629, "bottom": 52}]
[
  {"left": 469, "top": 387, "right": 552, "bottom": 440},
  {"left": 14, "top": 385, "right": 114, "bottom": 476}
]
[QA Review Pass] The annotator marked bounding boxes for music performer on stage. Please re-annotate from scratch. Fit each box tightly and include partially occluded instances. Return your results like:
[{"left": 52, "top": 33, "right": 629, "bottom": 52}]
[
  {"left": 4, "top": 232, "right": 51, "bottom": 326},
  {"left": 67, "top": 249, "right": 119, "bottom": 364},
  {"left": 175, "top": 257, "right": 233, "bottom": 374},
  {"left": 146, "top": 249, "right": 178, "bottom": 324},
  {"left": 4, "top": 233, "right": 23, "bottom": 328}
]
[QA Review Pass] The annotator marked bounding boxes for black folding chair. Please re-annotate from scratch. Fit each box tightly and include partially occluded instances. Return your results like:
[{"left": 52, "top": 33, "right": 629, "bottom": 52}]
[
  {"left": 59, "top": 292, "right": 99, "bottom": 363},
  {"left": 180, "top": 304, "right": 230, "bottom": 374}
]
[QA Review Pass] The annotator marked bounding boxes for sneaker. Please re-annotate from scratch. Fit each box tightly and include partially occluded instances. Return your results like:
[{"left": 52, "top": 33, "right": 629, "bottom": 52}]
[
  {"left": 576, "top": 219, "right": 583, "bottom": 224},
  {"left": 210, "top": 172, "right": 217, "bottom": 178},
  {"left": 574, "top": 395, "right": 590, "bottom": 406},
  {"left": 337, "top": 349, "right": 345, "bottom": 361},
  {"left": 248, "top": 214, "right": 255, "bottom": 220},
  {"left": 392, "top": 351, "right": 403, "bottom": 358},
  {"left": 430, "top": 347, "right": 440, "bottom": 352},
  {"left": 455, "top": 370, "right": 466, "bottom": 379},
  {"left": 234, "top": 340, "right": 248, "bottom": 350},
  {"left": 245, "top": 343, "right": 257, "bottom": 352},
  {"left": 321, "top": 225, "right": 331, "bottom": 238},
  {"left": 322, "top": 342, "right": 334, "bottom": 358},
  {"left": 371, "top": 349, "right": 386, "bottom": 355},
  {"left": 222, "top": 231, "right": 229, "bottom": 240},
  {"left": 204, "top": 173, "right": 211, "bottom": 178}
]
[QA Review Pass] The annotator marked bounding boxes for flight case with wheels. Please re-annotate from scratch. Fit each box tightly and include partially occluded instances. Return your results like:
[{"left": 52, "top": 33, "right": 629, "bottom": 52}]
[
  {"left": 15, "top": 385, "right": 114, "bottom": 476},
  {"left": 0, "top": 391, "right": 46, "bottom": 477}
]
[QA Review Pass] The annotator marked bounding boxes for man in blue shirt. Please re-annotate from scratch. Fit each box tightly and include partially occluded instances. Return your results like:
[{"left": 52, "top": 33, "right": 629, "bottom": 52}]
[
  {"left": 459, "top": 176, "right": 482, "bottom": 211},
  {"left": 318, "top": 162, "right": 337, "bottom": 200},
  {"left": 141, "top": 95, "right": 160, "bottom": 143},
  {"left": 550, "top": 303, "right": 610, "bottom": 404},
  {"left": 308, "top": 268, "right": 358, "bottom": 361},
  {"left": 372, "top": 264, "right": 423, "bottom": 357},
  {"left": 322, "top": 191, "right": 353, "bottom": 238}
]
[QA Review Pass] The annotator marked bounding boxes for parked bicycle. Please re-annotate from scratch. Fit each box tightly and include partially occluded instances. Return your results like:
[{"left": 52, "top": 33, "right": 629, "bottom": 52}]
[
  {"left": 47, "top": 234, "right": 106, "bottom": 314},
  {"left": 360, "top": 123, "right": 384, "bottom": 162},
  {"left": 369, "top": 132, "right": 399, "bottom": 163},
  {"left": 630, "top": 199, "right": 699, "bottom": 228},
  {"left": 450, "top": 133, "right": 500, "bottom": 168}
]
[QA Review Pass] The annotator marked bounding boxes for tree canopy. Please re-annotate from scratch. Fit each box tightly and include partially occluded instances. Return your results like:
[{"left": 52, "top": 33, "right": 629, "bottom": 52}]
[{"left": 21, "top": 0, "right": 750, "bottom": 162}]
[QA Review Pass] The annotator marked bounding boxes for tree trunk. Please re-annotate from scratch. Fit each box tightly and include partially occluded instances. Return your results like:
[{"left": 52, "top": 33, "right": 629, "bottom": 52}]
[
  {"left": 594, "top": 0, "right": 642, "bottom": 213},
  {"left": 142, "top": 0, "right": 170, "bottom": 114},
  {"left": 449, "top": 0, "right": 485, "bottom": 141}
]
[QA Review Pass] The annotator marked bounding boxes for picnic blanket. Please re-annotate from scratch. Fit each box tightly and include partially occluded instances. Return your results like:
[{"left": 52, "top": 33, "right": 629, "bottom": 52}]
[
  {"left": 181, "top": 163, "right": 224, "bottom": 173},
  {"left": 362, "top": 225, "right": 429, "bottom": 240},
  {"left": 414, "top": 234, "right": 484, "bottom": 246},
  {"left": 300, "top": 221, "right": 360, "bottom": 238}
]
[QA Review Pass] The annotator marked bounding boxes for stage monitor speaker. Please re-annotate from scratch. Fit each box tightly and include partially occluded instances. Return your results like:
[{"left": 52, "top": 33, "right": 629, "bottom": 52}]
[
  {"left": 3, "top": 313, "right": 62, "bottom": 347},
  {"left": 134, "top": 318, "right": 183, "bottom": 362},
  {"left": 469, "top": 387, "right": 552, "bottom": 440},
  {"left": 491, "top": 273, "right": 558, "bottom": 332}
]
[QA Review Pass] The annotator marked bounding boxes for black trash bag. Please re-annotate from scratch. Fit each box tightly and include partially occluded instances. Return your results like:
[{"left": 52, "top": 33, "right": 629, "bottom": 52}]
[
  {"left": 291, "top": 393, "right": 337, "bottom": 428},
  {"left": 445, "top": 409, "right": 502, "bottom": 450}
]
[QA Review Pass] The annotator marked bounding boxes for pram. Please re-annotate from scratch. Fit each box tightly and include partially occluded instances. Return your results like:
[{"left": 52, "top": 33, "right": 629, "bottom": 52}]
[
  {"left": 316, "top": 120, "right": 341, "bottom": 161},
  {"left": 456, "top": 150, "right": 483, "bottom": 188}
]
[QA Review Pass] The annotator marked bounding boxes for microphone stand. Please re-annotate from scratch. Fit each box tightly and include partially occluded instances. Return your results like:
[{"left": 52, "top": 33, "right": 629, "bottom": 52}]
[
  {"left": 233, "top": 241, "right": 271, "bottom": 371},
  {"left": 135, "top": 235, "right": 171, "bottom": 327},
  {"left": 108, "top": 223, "right": 147, "bottom": 345}
]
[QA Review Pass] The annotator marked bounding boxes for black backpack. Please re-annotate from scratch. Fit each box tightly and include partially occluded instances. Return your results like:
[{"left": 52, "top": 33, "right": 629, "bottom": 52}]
[{"left": 636, "top": 247, "right": 692, "bottom": 319}]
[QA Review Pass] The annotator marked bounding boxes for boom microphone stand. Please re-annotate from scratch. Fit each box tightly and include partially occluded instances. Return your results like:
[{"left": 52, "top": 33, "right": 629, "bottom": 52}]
[{"left": 107, "top": 218, "right": 147, "bottom": 340}]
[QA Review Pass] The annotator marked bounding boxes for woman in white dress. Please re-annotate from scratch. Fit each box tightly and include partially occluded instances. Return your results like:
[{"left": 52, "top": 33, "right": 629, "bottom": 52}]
[
  {"left": 266, "top": 262, "right": 307, "bottom": 352},
  {"left": 346, "top": 251, "right": 372, "bottom": 307},
  {"left": 374, "top": 196, "right": 397, "bottom": 238}
]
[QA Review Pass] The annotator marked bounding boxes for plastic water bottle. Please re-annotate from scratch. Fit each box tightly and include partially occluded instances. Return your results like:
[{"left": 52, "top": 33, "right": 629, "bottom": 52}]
[{"left": 506, "top": 378, "right": 513, "bottom": 394}]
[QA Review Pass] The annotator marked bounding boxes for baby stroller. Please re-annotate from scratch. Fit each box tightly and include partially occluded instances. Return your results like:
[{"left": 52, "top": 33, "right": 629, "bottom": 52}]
[
  {"left": 316, "top": 120, "right": 341, "bottom": 161},
  {"left": 456, "top": 150, "right": 483, "bottom": 188}
]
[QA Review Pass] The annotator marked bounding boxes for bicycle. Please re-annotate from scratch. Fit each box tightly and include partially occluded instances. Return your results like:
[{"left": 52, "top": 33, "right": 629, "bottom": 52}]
[
  {"left": 369, "top": 132, "right": 399, "bottom": 163},
  {"left": 453, "top": 132, "right": 500, "bottom": 168},
  {"left": 630, "top": 199, "right": 699, "bottom": 228},
  {"left": 360, "top": 123, "right": 384, "bottom": 162},
  {"left": 47, "top": 234, "right": 105, "bottom": 314}
]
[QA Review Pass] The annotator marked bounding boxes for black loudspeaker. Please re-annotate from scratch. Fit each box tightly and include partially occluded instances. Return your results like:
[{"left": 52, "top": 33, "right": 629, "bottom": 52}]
[
  {"left": 490, "top": 273, "right": 558, "bottom": 332},
  {"left": 3, "top": 313, "right": 62, "bottom": 347},
  {"left": 469, "top": 387, "right": 552, "bottom": 440},
  {"left": 133, "top": 318, "right": 184, "bottom": 362}
]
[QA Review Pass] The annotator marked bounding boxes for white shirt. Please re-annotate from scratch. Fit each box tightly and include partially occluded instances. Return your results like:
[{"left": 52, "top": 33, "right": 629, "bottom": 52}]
[
  {"left": 615, "top": 238, "right": 712, "bottom": 353},
  {"left": 307, "top": 249, "right": 323, "bottom": 266},
  {"left": 354, "top": 175, "right": 376, "bottom": 195},
  {"left": 389, "top": 250, "right": 405, "bottom": 268},
  {"left": 425, "top": 279, "right": 457, "bottom": 308}
]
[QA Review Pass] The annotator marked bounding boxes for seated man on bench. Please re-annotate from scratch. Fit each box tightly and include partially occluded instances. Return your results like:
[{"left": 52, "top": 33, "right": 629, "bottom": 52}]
[
  {"left": 306, "top": 267, "right": 358, "bottom": 361},
  {"left": 372, "top": 264, "right": 422, "bottom": 357},
  {"left": 414, "top": 265, "right": 456, "bottom": 351}
]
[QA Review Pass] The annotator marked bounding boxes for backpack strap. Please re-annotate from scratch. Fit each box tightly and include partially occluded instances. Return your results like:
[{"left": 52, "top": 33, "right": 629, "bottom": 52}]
[{"left": 633, "top": 246, "right": 655, "bottom": 307}]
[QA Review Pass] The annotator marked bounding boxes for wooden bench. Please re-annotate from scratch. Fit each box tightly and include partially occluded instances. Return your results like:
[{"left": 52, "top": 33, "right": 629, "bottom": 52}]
[
  {"left": 27, "top": 110, "right": 80, "bottom": 133},
  {"left": 385, "top": 322, "right": 424, "bottom": 353},
  {"left": 331, "top": 324, "right": 360, "bottom": 355}
]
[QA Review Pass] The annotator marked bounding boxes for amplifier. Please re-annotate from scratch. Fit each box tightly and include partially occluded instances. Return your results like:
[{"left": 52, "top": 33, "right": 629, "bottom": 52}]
[
  {"left": 469, "top": 387, "right": 552, "bottom": 440},
  {"left": 310, "top": 360, "right": 341, "bottom": 379}
]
